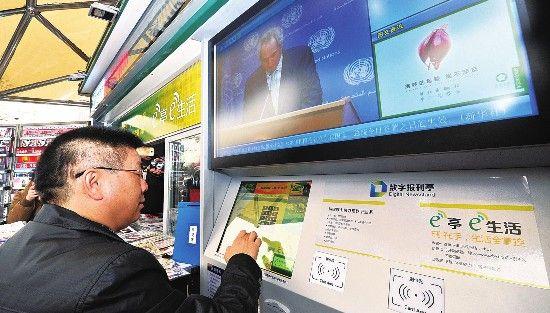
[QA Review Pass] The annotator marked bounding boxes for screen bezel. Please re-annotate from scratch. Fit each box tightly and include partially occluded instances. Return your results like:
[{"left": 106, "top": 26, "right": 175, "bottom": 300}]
[{"left": 208, "top": 0, "right": 549, "bottom": 169}]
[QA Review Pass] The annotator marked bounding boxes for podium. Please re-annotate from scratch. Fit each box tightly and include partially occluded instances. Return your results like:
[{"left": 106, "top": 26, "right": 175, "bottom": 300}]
[{"left": 218, "top": 98, "right": 359, "bottom": 148}]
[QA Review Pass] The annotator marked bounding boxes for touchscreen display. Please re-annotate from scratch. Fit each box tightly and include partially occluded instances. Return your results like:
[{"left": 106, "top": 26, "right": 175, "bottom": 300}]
[{"left": 217, "top": 181, "right": 312, "bottom": 277}]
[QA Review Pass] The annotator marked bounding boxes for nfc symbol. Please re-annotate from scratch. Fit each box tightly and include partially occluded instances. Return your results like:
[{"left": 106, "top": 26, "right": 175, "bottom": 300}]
[
  {"left": 317, "top": 264, "right": 325, "bottom": 276},
  {"left": 317, "top": 264, "right": 341, "bottom": 280},
  {"left": 399, "top": 284, "right": 411, "bottom": 301},
  {"left": 422, "top": 290, "right": 436, "bottom": 308},
  {"left": 389, "top": 268, "right": 444, "bottom": 313},
  {"left": 331, "top": 267, "right": 341, "bottom": 280},
  {"left": 398, "top": 284, "right": 435, "bottom": 308},
  {"left": 398, "top": 284, "right": 411, "bottom": 301},
  {"left": 310, "top": 252, "right": 348, "bottom": 292}
]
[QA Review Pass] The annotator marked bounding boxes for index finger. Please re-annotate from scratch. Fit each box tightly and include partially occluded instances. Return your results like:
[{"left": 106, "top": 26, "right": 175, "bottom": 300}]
[
  {"left": 248, "top": 231, "right": 258, "bottom": 242},
  {"left": 237, "top": 230, "right": 247, "bottom": 239}
]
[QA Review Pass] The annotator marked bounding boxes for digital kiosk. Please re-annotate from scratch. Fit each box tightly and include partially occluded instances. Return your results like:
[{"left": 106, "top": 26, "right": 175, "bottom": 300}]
[{"left": 201, "top": 0, "right": 549, "bottom": 312}]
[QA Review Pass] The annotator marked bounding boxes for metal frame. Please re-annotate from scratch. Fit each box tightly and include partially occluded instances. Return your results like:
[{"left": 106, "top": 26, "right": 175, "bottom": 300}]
[
  {"left": 0, "top": 0, "right": 116, "bottom": 102},
  {"left": 0, "top": 75, "right": 71, "bottom": 97},
  {"left": 80, "top": 0, "right": 135, "bottom": 93},
  {"left": 14, "top": 120, "right": 90, "bottom": 127},
  {"left": 2, "top": 96, "right": 89, "bottom": 107},
  {"left": 34, "top": 12, "right": 89, "bottom": 62},
  {"left": 163, "top": 125, "right": 201, "bottom": 235}
]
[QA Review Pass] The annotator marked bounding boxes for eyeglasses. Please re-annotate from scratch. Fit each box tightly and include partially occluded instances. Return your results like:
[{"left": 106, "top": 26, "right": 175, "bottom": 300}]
[{"left": 74, "top": 167, "right": 142, "bottom": 179}]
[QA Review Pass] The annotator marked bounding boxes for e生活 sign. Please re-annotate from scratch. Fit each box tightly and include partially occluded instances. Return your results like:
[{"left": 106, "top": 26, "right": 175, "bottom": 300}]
[{"left": 119, "top": 61, "right": 201, "bottom": 142}]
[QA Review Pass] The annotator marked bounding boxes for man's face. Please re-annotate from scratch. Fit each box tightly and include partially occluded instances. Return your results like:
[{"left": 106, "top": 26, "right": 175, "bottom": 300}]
[
  {"left": 109, "top": 148, "right": 148, "bottom": 229},
  {"left": 259, "top": 38, "right": 282, "bottom": 73}
]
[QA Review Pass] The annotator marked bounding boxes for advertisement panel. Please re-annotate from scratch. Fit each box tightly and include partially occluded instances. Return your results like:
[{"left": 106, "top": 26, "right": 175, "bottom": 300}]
[{"left": 120, "top": 62, "right": 202, "bottom": 142}]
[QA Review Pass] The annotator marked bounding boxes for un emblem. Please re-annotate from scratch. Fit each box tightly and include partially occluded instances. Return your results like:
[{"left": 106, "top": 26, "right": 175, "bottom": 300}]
[
  {"left": 244, "top": 33, "right": 259, "bottom": 52},
  {"left": 282, "top": 5, "right": 303, "bottom": 28},
  {"left": 308, "top": 27, "right": 335, "bottom": 53},
  {"left": 343, "top": 57, "right": 375, "bottom": 85}
]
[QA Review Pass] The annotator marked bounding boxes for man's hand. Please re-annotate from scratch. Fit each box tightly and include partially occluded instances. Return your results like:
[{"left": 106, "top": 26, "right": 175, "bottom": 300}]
[
  {"left": 25, "top": 182, "right": 39, "bottom": 202},
  {"left": 224, "top": 230, "right": 262, "bottom": 262}
]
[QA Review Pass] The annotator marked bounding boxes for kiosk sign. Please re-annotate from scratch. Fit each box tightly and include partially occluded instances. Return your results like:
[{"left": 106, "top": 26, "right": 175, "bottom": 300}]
[
  {"left": 317, "top": 175, "right": 549, "bottom": 289},
  {"left": 119, "top": 62, "right": 201, "bottom": 142}
]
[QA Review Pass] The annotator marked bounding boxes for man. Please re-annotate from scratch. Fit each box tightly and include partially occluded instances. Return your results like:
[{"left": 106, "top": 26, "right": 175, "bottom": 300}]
[
  {"left": 142, "top": 156, "right": 165, "bottom": 215},
  {"left": 243, "top": 27, "right": 323, "bottom": 122},
  {"left": 0, "top": 126, "right": 262, "bottom": 313}
]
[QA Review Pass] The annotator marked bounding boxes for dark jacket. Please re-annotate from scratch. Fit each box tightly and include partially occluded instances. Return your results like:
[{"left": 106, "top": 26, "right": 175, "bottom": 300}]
[
  {"left": 243, "top": 45, "right": 323, "bottom": 122},
  {"left": 7, "top": 182, "right": 43, "bottom": 223},
  {"left": 0, "top": 204, "right": 261, "bottom": 313}
]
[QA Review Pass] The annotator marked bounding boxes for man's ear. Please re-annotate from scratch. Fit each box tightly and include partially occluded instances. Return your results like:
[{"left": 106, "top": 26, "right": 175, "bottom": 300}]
[{"left": 81, "top": 170, "right": 104, "bottom": 201}]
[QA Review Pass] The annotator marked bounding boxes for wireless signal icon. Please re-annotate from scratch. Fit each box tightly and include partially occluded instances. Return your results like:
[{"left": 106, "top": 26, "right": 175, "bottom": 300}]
[
  {"left": 310, "top": 252, "right": 348, "bottom": 291},
  {"left": 317, "top": 264, "right": 341, "bottom": 280},
  {"left": 317, "top": 264, "right": 325, "bottom": 276},
  {"left": 331, "top": 267, "right": 341, "bottom": 280},
  {"left": 389, "top": 269, "right": 444, "bottom": 312},
  {"left": 398, "top": 285, "right": 435, "bottom": 308},
  {"left": 422, "top": 290, "right": 435, "bottom": 308},
  {"left": 398, "top": 284, "right": 411, "bottom": 301}
]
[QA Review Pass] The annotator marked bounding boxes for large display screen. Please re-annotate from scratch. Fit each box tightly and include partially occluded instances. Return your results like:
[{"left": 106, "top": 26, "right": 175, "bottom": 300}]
[
  {"left": 212, "top": 0, "right": 543, "bottom": 164},
  {"left": 217, "top": 181, "right": 311, "bottom": 277}
]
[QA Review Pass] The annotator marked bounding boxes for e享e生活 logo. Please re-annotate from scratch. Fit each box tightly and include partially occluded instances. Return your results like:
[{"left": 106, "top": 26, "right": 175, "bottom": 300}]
[{"left": 370, "top": 180, "right": 387, "bottom": 197}]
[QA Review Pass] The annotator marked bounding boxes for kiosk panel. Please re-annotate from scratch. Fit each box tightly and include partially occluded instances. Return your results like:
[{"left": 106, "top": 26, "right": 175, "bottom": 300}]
[{"left": 204, "top": 170, "right": 550, "bottom": 312}]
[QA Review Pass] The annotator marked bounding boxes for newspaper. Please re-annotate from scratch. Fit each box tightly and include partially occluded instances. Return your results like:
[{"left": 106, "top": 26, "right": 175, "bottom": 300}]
[{"left": 116, "top": 215, "right": 191, "bottom": 280}]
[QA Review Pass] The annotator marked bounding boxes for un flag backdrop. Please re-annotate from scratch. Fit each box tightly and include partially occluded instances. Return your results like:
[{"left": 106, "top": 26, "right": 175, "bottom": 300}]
[{"left": 216, "top": 0, "right": 379, "bottom": 128}]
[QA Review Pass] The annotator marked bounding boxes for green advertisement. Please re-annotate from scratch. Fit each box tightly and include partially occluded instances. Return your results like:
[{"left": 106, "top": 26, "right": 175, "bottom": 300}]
[{"left": 119, "top": 61, "right": 201, "bottom": 142}]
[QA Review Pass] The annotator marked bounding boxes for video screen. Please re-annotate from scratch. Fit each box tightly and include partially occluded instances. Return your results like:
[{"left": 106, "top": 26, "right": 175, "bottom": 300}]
[
  {"left": 217, "top": 181, "right": 311, "bottom": 277},
  {"left": 213, "top": 0, "right": 538, "bottom": 158}
]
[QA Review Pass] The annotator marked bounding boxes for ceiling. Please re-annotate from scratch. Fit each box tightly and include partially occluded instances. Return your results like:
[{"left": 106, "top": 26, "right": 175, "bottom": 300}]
[{"left": 0, "top": 0, "right": 114, "bottom": 107}]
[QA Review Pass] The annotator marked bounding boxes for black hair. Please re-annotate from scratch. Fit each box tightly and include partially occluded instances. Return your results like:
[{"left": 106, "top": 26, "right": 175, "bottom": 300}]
[{"left": 35, "top": 126, "right": 143, "bottom": 204}]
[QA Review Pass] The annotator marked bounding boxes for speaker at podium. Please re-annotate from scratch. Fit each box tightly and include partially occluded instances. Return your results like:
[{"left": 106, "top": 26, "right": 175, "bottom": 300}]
[{"left": 217, "top": 98, "right": 359, "bottom": 148}]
